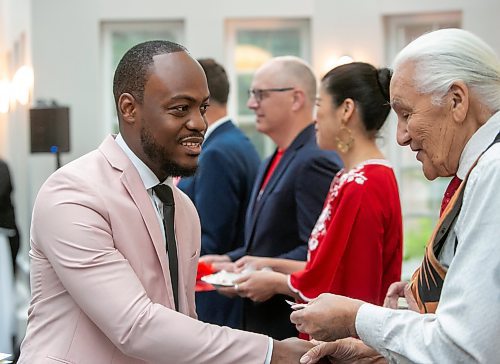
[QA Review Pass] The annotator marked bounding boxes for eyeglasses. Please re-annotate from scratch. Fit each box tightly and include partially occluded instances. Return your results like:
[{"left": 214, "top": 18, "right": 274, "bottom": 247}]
[{"left": 248, "top": 87, "right": 295, "bottom": 102}]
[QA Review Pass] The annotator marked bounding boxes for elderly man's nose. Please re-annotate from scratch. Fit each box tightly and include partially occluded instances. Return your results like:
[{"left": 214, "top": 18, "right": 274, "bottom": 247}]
[{"left": 396, "top": 120, "right": 411, "bottom": 146}]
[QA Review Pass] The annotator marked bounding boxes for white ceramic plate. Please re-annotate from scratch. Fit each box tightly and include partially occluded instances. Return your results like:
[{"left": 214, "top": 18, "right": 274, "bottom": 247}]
[{"left": 201, "top": 270, "right": 244, "bottom": 287}]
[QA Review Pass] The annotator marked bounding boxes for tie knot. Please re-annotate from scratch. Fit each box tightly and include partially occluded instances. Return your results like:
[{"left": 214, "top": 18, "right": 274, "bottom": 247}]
[
  {"left": 153, "top": 184, "right": 174, "bottom": 206},
  {"left": 440, "top": 175, "right": 462, "bottom": 216}
]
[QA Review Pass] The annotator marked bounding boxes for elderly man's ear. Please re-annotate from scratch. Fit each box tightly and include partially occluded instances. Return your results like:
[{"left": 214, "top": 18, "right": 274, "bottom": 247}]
[
  {"left": 449, "top": 81, "right": 469, "bottom": 123},
  {"left": 119, "top": 93, "right": 138, "bottom": 125}
]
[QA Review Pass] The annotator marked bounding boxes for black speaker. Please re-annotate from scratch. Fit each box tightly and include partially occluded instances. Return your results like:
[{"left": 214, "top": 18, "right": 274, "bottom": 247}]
[{"left": 30, "top": 106, "right": 70, "bottom": 153}]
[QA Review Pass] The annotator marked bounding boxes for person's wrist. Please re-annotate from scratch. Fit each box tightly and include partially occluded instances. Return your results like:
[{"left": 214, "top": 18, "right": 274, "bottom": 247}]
[{"left": 348, "top": 300, "right": 364, "bottom": 337}]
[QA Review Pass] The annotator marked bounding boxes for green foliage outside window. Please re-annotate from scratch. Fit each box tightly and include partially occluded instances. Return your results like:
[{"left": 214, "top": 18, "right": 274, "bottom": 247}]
[{"left": 404, "top": 216, "right": 434, "bottom": 260}]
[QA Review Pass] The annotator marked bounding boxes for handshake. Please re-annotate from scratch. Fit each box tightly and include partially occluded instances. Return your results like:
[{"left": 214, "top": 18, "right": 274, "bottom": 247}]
[
  {"left": 271, "top": 338, "right": 330, "bottom": 364},
  {"left": 272, "top": 337, "right": 386, "bottom": 364}
]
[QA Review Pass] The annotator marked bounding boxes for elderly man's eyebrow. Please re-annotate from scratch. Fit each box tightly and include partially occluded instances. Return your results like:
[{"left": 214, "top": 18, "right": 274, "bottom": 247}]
[{"left": 390, "top": 99, "right": 408, "bottom": 111}]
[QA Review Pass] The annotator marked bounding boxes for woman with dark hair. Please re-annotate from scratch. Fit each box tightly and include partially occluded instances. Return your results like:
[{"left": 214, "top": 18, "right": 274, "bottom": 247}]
[{"left": 232, "top": 62, "right": 403, "bottom": 317}]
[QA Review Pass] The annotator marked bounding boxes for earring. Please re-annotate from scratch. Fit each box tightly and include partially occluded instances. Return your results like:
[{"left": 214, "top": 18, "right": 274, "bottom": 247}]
[{"left": 335, "top": 125, "right": 354, "bottom": 153}]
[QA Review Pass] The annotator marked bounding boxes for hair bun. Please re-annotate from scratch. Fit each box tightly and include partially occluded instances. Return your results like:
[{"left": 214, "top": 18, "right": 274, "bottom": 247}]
[{"left": 376, "top": 68, "right": 392, "bottom": 102}]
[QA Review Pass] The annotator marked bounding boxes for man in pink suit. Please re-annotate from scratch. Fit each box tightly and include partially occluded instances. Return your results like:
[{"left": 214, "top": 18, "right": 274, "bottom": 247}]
[{"left": 18, "top": 40, "right": 310, "bottom": 363}]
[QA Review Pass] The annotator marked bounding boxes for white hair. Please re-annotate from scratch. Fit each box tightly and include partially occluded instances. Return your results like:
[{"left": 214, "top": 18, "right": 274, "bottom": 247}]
[{"left": 393, "top": 28, "right": 500, "bottom": 111}]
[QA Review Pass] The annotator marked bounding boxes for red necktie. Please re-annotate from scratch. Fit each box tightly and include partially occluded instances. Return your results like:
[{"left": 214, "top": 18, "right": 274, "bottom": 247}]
[
  {"left": 259, "top": 149, "right": 285, "bottom": 193},
  {"left": 440, "top": 176, "right": 462, "bottom": 216}
]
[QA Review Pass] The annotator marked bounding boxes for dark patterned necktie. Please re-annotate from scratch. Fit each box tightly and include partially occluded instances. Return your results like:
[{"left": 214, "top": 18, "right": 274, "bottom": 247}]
[
  {"left": 153, "top": 184, "right": 179, "bottom": 311},
  {"left": 440, "top": 176, "right": 462, "bottom": 216}
]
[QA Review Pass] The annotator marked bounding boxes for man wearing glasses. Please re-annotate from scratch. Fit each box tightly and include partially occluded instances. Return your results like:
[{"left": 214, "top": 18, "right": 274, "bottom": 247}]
[{"left": 203, "top": 56, "right": 342, "bottom": 339}]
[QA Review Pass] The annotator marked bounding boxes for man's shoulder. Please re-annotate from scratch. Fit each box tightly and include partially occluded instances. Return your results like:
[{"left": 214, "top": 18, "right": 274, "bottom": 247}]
[
  {"left": 204, "top": 127, "right": 259, "bottom": 161},
  {"left": 42, "top": 148, "right": 108, "bottom": 189},
  {"left": 296, "top": 144, "right": 341, "bottom": 168},
  {"left": 209, "top": 123, "right": 252, "bottom": 146},
  {"left": 470, "top": 143, "right": 500, "bottom": 186}
]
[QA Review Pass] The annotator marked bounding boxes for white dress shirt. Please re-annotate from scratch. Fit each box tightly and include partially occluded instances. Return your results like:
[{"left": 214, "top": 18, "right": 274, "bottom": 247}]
[
  {"left": 115, "top": 134, "right": 274, "bottom": 363},
  {"left": 356, "top": 111, "right": 500, "bottom": 363}
]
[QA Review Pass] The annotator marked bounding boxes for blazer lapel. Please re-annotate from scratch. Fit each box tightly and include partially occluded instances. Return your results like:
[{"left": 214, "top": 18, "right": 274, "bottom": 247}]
[
  {"left": 120, "top": 171, "right": 170, "bottom": 275},
  {"left": 99, "top": 136, "right": 171, "bottom": 299},
  {"left": 245, "top": 124, "right": 313, "bottom": 248},
  {"left": 251, "top": 149, "right": 296, "bottom": 220},
  {"left": 245, "top": 156, "right": 270, "bottom": 241}
]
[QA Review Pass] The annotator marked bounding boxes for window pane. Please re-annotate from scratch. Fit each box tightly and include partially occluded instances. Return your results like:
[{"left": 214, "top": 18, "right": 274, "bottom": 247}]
[
  {"left": 237, "top": 29, "right": 301, "bottom": 57},
  {"left": 111, "top": 30, "right": 180, "bottom": 73},
  {"left": 237, "top": 73, "right": 253, "bottom": 116}
]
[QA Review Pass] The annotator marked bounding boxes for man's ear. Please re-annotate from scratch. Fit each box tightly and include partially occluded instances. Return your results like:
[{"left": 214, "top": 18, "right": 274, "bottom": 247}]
[
  {"left": 449, "top": 81, "right": 469, "bottom": 124},
  {"left": 291, "top": 89, "right": 306, "bottom": 112},
  {"left": 118, "top": 93, "right": 138, "bottom": 125}
]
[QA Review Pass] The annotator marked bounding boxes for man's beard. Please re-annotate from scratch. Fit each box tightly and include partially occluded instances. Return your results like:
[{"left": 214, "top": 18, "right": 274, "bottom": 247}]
[{"left": 140, "top": 125, "right": 198, "bottom": 178}]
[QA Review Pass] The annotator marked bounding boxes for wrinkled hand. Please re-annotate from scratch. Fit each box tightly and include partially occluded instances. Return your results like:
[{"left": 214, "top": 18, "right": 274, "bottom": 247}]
[
  {"left": 234, "top": 255, "right": 271, "bottom": 272},
  {"left": 290, "top": 294, "right": 363, "bottom": 342},
  {"left": 233, "top": 270, "right": 280, "bottom": 302},
  {"left": 199, "top": 254, "right": 230, "bottom": 264},
  {"left": 271, "top": 337, "right": 316, "bottom": 364},
  {"left": 383, "top": 281, "right": 419, "bottom": 311},
  {"left": 300, "top": 338, "right": 387, "bottom": 364}
]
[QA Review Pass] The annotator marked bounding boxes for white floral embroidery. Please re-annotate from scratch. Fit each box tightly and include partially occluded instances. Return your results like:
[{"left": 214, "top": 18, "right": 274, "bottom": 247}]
[
  {"left": 331, "top": 166, "right": 367, "bottom": 197},
  {"left": 308, "top": 201, "right": 331, "bottom": 252},
  {"left": 307, "top": 165, "right": 369, "bottom": 253},
  {"left": 308, "top": 237, "right": 319, "bottom": 251}
]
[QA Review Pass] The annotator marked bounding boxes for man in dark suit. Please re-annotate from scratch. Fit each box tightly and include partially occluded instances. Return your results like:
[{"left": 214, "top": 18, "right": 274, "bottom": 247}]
[
  {"left": 203, "top": 56, "right": 342, "bottom": 339},
  {"left": 178, "top": 58, "right": 261, "bottom": 328},
  {"left": 0, "top": 158, "right": 20, "bottom": 275}
]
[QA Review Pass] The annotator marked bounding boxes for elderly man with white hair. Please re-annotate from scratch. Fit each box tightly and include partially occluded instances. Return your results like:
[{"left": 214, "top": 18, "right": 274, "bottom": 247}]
[{"left": 290, "top": 28, "right": 500, "bottom": 364}]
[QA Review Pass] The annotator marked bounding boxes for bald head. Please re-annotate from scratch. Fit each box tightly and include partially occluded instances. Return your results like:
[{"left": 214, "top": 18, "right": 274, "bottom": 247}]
[
  {"left": 257, "top": 56, "right": 317, "bottom": 104},
  {"left": 247, "top": 56, "right": 318, "bottom": 148}
]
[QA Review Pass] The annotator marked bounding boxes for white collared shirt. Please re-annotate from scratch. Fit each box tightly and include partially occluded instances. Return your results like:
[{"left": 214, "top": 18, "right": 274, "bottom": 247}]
[{"left": 355, "top": 111, "right": 500, "bottom": 363}]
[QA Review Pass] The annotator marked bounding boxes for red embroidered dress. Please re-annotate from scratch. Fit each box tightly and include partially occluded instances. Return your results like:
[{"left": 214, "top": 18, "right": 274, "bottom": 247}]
[{"left": 289, "top": 160, "right": 403, "bottom": 305}]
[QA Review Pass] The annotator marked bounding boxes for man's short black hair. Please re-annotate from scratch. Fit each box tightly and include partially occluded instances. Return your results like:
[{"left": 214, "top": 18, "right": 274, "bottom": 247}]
[
  {"left": 113, "top": 40, "right": 187, "bottom": 106},
  {"left": 197, "top": 58, "right": 229, "bottom": 105}
]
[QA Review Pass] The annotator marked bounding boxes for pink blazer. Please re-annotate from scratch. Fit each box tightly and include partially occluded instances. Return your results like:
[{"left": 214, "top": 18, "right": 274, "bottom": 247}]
[{"left": 18, "top": 136, "right": 268, "bottom": 364}]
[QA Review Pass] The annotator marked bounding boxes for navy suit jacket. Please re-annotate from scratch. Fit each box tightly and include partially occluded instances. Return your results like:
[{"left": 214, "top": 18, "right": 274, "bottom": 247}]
[
  {"left": 227, "top": 123, "right": 343, "bottom": 339},
  {"left": 179, "top": 120, "right": 260, "bottom": 256},
  {"left": 178, "top": 120, "right": 260, "bottom": 328}
]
